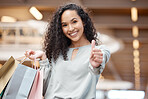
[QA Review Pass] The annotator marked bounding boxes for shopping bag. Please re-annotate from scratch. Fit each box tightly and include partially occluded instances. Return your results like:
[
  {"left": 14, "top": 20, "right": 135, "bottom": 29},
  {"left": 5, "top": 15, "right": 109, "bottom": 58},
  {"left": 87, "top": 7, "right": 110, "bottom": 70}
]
[
  {"left": 28, "top": 69, "right": 43, "bottom": 99},
  {"left": 0, "top": 91, "right": 3, "bottom": 98},
  {"left": 2, "top": 64, "right": 37, "bottom": 99},
  {"left": 0, "top": 56, "right": 19, "bottom": 93},
  {"left": 0, "top": 81, "right": 8, "bottom": 99}
]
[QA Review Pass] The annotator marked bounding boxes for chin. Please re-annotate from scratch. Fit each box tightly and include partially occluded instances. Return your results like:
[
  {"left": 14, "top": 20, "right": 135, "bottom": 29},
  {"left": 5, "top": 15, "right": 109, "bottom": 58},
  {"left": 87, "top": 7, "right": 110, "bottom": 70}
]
[{"left": 70, "top": 38, "right": 80, "bottom": 42}]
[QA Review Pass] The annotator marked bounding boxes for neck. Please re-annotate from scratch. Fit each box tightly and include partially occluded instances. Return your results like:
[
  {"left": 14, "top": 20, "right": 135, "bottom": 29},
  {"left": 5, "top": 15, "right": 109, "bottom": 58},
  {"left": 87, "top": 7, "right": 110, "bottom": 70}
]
[{"left": 70, "top": 38, "right": 90, "bottom": 48}]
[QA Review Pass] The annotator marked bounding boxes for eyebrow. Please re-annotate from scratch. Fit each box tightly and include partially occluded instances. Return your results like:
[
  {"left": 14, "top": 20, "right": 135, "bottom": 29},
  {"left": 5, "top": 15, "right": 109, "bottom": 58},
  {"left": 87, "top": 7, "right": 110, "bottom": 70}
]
[
  {"left": 61, "top": 18, "right": 78, "bottom": 24},
  {"left": 71, "top": 18, "right": 77, "bottom": 21}
]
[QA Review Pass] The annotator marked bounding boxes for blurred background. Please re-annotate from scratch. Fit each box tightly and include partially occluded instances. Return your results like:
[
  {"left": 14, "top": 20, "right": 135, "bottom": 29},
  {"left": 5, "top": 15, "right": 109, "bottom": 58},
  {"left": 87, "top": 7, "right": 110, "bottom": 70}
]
[{"left": 0, "top": 0, "right": 147, "bottom": 98}]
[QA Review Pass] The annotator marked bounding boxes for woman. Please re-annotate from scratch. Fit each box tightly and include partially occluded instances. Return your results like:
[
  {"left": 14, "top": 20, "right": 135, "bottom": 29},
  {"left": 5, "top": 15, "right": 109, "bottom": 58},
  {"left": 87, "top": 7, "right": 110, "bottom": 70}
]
[{"left": 25, "top": 3, "right": 110, "bottom": 99}]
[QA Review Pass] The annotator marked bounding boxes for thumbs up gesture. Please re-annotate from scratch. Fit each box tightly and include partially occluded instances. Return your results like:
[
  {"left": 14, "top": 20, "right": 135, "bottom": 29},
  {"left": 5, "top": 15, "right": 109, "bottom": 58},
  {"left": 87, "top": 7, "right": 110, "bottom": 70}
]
[{"left": 90, "top": 40, "right": 103, "bottom": 68}]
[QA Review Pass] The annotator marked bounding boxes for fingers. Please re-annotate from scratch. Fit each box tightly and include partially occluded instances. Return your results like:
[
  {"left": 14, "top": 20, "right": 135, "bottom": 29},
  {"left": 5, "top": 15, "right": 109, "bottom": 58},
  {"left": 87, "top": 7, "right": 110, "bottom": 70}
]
[
  {"left": 24, "top": 50, "right": 46, "bottom": 60},
  {"left": 92, "top": 54, "right": 103, "bottom": 63},
  {"left": 92, "top": 49, "right": 103, "bottom": 56},
  {"left": 91, "top": 48, "right": 103, "bottom": 64},
  {"left": 25, "top": 50, "right": 32, "bottom": 57},
  {"left": 24, "top": 50, "right": 36, "bottom": 60}
]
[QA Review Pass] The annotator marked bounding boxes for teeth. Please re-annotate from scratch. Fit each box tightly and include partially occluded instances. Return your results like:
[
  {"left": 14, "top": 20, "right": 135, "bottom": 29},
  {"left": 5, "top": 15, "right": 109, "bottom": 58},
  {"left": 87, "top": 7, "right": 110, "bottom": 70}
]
[{"left": 70, "top": 32, "right": 77, "bottom": 36}]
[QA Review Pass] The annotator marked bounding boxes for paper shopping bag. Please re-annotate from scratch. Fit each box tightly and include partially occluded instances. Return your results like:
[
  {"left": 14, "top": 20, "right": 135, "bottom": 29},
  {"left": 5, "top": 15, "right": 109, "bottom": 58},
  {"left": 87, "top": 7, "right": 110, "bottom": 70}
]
[
  {"left": 0, "top": 91, "right": 3, "bottom": 98},
  {"left": 0, "top": 81, "right": 8, "bottom": 99},
  {"left": 28, "top": 69, "right": 43, "bottom": 99},
  {"left": 0, "top": 56, "right": 19, "bottom": 93},
  {"left": 2, "top": 64, "right": 37, "bottom": 99}
]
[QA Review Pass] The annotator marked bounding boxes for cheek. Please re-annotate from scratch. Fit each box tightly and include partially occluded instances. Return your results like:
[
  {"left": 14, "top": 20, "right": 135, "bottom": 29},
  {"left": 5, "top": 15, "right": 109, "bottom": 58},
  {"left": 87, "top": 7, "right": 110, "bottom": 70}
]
[
  {"left": 62, "top": 28, "right": 69, "bottom": 37},
  {"left": 78, "top": 22, "right": 84, "bottom": 31},
  {"left": 79, "top": 25, "right": 84, "bottom": 32},
  {"left": 62, "top": 28, "right": 67, "bottom": 34}
]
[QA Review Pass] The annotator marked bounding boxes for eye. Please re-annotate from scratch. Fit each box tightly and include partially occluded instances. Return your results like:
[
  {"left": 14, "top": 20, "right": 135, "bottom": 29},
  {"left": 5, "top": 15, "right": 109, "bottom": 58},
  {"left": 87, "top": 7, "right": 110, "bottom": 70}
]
[
  {"left": 62, "top": 24, "right": 67, "bottom": 27},
  {"left": 73, "top": 20, "right": 77, "bottom": 23}
]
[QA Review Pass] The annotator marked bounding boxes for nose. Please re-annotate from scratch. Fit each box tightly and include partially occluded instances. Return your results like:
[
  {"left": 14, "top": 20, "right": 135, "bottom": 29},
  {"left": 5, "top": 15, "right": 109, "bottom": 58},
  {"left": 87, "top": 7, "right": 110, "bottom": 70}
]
[{"left": 68, "top": 24, "right": 74, "bottom": 32}]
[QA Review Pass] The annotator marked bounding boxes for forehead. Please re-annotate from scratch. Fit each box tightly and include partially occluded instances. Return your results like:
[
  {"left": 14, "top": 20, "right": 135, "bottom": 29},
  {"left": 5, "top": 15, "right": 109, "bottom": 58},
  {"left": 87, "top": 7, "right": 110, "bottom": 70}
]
[{"left": 61, "top": 10, "right": 81, "bottom": 22}]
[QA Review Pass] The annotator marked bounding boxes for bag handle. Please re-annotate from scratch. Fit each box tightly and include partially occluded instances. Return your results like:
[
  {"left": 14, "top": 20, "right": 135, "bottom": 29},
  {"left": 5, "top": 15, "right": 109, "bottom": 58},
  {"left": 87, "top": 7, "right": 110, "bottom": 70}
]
[
  {"left": 16, "top": 56, "right": 27, "bottom": 64},
  {"left": 31, "top": 56, "right": 41, "bottom": 70},
  {"left": 16, "top": 56, "right": 40, "bottom": 70},
  {"left": 32, "top": 56, "right": 37, "bottom": 70}
]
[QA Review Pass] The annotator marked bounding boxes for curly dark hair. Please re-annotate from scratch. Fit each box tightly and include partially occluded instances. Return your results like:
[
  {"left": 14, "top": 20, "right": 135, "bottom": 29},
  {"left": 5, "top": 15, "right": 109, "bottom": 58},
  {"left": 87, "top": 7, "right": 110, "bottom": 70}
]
[{"left": 43, "top": 3, "right": 100, "bottom": 64}]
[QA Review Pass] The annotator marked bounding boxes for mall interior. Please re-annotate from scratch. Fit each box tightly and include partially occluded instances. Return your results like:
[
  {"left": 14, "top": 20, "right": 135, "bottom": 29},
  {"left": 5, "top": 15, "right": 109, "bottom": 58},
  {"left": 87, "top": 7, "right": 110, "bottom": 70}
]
[{"left": 0, "top": 0, "right": 148, "bottom": 98}]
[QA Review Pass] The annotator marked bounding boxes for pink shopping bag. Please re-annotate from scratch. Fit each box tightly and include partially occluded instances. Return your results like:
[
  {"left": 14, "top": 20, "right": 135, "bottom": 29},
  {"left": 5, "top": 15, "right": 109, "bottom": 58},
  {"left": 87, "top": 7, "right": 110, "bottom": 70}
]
[{"left": 28, "top": 69, "right": 43, "bottom": 99}]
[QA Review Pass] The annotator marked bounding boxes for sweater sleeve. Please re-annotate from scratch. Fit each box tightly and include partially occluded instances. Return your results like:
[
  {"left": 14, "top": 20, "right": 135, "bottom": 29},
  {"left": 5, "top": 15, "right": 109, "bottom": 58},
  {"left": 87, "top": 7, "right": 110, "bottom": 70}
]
[{"left": 89, "top": 45, "right": 110, "bottom": 75}]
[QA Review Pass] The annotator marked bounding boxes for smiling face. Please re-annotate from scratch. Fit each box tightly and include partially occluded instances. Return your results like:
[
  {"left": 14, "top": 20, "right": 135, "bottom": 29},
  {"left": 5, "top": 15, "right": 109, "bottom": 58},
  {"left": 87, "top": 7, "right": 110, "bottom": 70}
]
[{"left": 61, "top": 10, "right": 86, "bottom": 43}]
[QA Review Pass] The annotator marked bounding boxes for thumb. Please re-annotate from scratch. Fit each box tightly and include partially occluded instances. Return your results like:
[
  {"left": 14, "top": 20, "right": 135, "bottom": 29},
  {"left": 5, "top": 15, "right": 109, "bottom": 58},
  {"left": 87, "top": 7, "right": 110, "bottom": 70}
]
[
  {"left": 91, "top": 40, "right": 95, "bottom": 51},
  {"left": 90, "top": 40, "right": 95, "bottom": 58}
]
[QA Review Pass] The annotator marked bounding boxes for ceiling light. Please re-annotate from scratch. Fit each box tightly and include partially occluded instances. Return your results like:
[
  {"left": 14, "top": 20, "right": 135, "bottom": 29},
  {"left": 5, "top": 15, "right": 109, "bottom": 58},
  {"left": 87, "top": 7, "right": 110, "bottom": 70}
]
[
  {"left": 132, "top": 26, "right": 139, "bottom": 38},
  {"left": 134, "top": 68, "right": 140, "bottom": 74},
  {"left": 135, "top": 73, "right": 140, "bottom": 77},
  {"left": 29, "top": 6, "right": 43, "bottom": 20},
  {"left": 1, "top": 16, "right": 16, "bottom": 22},
  {"left": 134, "top": 57, "right": 140, "bottom": 63},
  {"left": 131, "top": 7, "right": 138, "bottom": 22},
  {"left": 135, "top": 66, "right": 140, "bottom": 70},
  {"left": 133, "top": 49, "right": 139, "bottom": 57},
  {"left": 134, "top": 63, "right": 140, "bottom": 68},
  {"left": 133, "top": 39, "right": 139, "bottom": 49}
]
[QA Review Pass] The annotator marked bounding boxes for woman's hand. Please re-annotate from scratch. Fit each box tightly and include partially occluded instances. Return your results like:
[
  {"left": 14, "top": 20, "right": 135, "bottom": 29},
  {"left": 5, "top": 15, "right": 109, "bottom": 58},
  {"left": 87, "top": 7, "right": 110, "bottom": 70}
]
[
  {"left": 25, "top": 50, "right": 47, "bottom": 60},
  {"left": 90, "top": 40, "right": 103, "bottom": 68}
]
